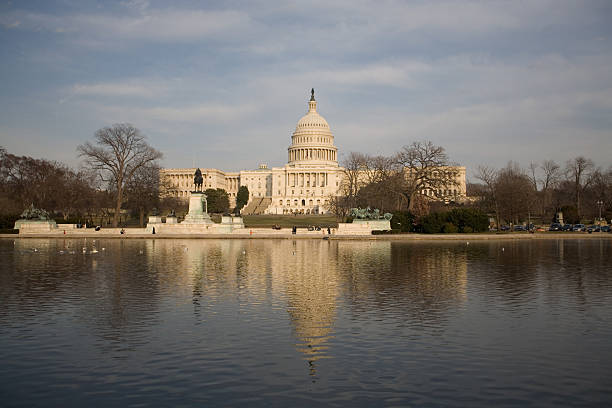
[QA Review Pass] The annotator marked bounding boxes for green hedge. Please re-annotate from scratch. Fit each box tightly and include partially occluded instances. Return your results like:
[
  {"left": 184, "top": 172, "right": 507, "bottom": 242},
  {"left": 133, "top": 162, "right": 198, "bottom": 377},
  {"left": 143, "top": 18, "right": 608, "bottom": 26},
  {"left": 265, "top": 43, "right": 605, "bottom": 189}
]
[
  {"left": 0, "top": 214, "right": 19, "bottom": 230},
  {"left": 390, "top": 211, "right": 416, "bottom": 232},
  {"left": 419, "top": 208, "right": 489, "bottom": 234}
]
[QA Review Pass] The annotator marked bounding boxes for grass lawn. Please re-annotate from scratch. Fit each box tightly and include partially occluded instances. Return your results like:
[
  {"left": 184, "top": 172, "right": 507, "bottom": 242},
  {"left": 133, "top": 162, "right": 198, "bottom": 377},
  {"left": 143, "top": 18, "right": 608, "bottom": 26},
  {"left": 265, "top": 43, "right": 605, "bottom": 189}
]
[{"left": 242, "top": 215, "right": 339, "bottom": 228}]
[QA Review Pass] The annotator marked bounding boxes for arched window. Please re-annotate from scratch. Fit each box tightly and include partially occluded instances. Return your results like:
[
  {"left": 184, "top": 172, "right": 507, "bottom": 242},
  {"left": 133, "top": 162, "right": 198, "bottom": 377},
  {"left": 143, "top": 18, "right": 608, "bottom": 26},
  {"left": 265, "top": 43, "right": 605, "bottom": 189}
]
[{"left": 301, "top": 199, "right": 306, "bottom": 206}]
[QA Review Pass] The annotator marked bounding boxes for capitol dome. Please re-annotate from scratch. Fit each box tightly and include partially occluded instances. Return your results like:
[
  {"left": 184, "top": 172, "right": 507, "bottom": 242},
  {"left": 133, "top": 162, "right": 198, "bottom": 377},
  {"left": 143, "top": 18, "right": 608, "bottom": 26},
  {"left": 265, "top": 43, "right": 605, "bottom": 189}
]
[{"left": 288, "top": 89, "right": 338, "bottom": 167}]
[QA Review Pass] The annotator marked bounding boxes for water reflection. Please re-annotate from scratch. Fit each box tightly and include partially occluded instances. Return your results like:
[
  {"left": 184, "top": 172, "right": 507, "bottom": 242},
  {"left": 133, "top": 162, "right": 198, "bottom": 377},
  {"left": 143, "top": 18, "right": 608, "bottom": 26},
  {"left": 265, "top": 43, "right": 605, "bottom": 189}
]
[
  {"left": 2, "top": 238, "right": 612, "bottom": 407},
  {"left": 147, "top": 239, "right": 341, "bottom": 374}
]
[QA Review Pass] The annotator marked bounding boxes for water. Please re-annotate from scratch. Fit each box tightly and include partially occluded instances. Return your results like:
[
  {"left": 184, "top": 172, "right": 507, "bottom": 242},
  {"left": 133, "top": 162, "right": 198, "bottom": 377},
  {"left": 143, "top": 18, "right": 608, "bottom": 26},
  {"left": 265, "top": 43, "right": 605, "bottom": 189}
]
[{"left": 1, "top": 238, "right": 611, "bottom": 407}]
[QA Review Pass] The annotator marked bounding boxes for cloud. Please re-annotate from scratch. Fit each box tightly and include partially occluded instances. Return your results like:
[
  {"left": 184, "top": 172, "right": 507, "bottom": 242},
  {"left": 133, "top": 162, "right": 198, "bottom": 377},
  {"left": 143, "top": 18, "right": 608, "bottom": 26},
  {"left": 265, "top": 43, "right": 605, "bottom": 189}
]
[
  {"left": 71, "top": 81, "right": 168, "bottom": 98},
  {"left": 97, "top": 103, "right": 259, "bottom": 124},
  {"left": 1, "top": 8, "right": 252, "bottom": 43}
]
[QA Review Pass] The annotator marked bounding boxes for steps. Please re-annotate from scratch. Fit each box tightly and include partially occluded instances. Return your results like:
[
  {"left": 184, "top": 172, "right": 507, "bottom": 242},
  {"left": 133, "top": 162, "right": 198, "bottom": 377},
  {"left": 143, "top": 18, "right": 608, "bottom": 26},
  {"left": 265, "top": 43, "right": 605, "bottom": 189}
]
[{"left": 241, "top": 197, "right": 272, "bottom": 215}]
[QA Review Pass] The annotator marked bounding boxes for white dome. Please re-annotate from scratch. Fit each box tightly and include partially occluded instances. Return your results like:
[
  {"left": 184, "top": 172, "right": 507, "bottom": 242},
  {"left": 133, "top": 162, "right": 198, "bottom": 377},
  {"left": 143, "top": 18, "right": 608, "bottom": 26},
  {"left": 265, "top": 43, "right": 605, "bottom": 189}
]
[
  {"left": 296, "top": 107, "right": 330, "bottom": 131},
  {"left": 287, "top": 91, "right": 338, "bottom": 166}
]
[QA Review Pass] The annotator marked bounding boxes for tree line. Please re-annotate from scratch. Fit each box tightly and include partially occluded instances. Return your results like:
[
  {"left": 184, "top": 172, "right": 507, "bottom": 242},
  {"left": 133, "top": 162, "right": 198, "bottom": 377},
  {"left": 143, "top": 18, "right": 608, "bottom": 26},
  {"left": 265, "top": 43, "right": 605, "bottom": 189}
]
[
  {"left": 330, "top": 141, "right": 461, "bottom": 219},
  {"left": 3, "top": 126, "right": 609, "bottom": 231},
  {"left": 473, "top": 158, "right": 611, "bottom": 226},
  {"left": 1, "top": 123, "right": 249, "bottom": 230},
  {"left": 331, "top": 142, "right": 610, "bottom": 231}
]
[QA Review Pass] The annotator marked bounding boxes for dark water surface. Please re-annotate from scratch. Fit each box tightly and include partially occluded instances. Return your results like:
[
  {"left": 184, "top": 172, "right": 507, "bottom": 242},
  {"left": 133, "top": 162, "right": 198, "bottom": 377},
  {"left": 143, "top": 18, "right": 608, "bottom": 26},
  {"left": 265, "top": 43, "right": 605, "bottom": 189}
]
[{"left": 1, "top": 238, "right": 611, "bottom": 407}]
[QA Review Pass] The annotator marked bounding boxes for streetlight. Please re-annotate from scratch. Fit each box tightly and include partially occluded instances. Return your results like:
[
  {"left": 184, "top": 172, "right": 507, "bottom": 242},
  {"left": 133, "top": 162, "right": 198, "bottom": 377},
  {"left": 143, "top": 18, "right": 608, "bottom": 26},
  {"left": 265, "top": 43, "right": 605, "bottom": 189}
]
[{"left": 596, "top": 200, "right": 604, "bottom": 224}]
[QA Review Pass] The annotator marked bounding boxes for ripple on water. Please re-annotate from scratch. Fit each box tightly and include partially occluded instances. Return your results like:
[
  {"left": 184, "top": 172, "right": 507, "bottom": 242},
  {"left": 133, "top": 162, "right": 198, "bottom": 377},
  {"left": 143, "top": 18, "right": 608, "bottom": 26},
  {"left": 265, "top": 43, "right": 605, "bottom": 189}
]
[{"left": 1, "top": 238, "right": 612, "bottom": 406}]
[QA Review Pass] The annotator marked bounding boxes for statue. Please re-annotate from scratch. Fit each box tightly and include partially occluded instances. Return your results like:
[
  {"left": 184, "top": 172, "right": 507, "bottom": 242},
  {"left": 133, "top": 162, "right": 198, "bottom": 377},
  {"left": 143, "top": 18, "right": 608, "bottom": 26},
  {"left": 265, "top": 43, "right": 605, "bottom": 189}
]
[
  {"left": 19, "top": 203, "right": 50, "bottom": 220},
  {"left": 193, "top": 168, "right": 203, "bottom": 192},
  {"left": 350, "top": 207, "right": 393, "bottom": 221},
  {"left": 310, "top": 88, "right": 315, "bottom": 101}
]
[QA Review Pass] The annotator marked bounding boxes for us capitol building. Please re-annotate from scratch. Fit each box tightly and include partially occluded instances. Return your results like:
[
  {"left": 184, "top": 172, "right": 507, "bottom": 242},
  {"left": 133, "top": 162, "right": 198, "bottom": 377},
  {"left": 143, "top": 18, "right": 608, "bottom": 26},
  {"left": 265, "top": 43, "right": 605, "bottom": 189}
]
[{"left": 161, "top": 90, "right": 466, "bottom": 215}]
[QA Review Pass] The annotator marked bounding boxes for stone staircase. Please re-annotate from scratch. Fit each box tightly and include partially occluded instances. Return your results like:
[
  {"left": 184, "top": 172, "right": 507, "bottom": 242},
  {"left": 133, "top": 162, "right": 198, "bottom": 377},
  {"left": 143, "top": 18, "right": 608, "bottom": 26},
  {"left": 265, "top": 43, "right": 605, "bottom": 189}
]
[{"left": 241, "top": 197, "right": 272, "bottom": 215}]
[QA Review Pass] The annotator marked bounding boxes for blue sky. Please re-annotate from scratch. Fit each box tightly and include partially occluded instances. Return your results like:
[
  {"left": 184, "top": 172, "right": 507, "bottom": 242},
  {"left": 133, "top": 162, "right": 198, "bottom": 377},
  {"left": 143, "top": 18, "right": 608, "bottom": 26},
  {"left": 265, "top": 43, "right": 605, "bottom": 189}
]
[{"left": 1, "top": 0, "right": 611, "bottom": 178}]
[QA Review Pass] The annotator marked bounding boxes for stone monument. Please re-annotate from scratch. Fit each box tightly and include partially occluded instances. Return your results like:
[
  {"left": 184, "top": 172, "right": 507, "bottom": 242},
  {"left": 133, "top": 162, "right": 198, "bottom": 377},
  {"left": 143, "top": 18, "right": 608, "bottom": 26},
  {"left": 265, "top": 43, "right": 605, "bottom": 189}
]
[
  {"left": 182, "top": 168, "right": 213, "bottom": 225},
  {"left": 350, "top": 207, "right": 392, "bottom": 231},
  {"left": 166, "top": 209, "right": 178, "bottom": 224},
  {"left": 147, "top": 207, "right": 163, "bottom": 224},
  {"left": 14, "top": 204, "right": 57, "bottom": 233}
]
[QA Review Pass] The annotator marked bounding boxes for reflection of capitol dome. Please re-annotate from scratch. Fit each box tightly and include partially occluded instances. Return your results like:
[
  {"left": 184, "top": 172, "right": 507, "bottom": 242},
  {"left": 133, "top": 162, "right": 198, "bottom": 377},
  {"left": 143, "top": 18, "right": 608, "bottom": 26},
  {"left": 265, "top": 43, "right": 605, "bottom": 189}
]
[{"left": 288, "top": 89, "right": 338, "bottom": 166}]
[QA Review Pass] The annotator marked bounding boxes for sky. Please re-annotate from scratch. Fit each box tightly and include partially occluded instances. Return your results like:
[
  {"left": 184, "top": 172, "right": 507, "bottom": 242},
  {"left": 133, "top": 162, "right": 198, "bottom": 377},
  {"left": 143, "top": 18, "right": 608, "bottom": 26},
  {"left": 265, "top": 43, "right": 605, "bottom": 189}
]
[{"left": 1, "top": 0, "right": 611, "bottom": 179}]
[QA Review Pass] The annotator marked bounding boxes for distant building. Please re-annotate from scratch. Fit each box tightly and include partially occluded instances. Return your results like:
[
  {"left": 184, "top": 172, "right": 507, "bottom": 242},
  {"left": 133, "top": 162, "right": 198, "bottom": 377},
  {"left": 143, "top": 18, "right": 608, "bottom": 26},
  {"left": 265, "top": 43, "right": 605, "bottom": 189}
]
[{"left": 161, "top": 91, "right": 466, "bottom": 214}]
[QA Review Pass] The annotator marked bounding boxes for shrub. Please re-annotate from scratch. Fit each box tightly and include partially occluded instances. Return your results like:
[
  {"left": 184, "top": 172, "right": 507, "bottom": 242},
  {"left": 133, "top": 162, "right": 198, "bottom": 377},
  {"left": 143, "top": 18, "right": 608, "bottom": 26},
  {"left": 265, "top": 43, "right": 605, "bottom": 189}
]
[
  {"left": 390, "top": 211, "right": 415, "bottom": 232},
  {"left": 420, "top": 212, "right": 446, "bottom": 234},
  {"left": 418, "top": 208, "right": 489, "bottom": 233},
  {"left": 442, "top": 222, "right": 458, "bottom": 233},
  {"left": 447, "top": 208, "right": 489, "bottom": 233}
]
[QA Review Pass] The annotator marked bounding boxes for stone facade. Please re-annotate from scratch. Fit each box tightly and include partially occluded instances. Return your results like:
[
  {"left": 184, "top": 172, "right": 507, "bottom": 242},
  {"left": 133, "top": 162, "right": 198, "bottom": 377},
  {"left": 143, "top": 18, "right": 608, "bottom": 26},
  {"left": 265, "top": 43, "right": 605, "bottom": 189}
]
[
  {"left": 161, "top": 91, "right": 466, "bottom": 214},
  {"left": 161, "top": 92, "right": 345, "bottom": 214}
]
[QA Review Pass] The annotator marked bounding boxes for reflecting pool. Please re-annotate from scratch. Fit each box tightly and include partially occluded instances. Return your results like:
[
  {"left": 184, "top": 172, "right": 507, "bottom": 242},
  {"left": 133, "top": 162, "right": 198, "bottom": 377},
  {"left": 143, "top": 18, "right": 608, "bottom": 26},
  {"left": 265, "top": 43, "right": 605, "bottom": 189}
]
[{"left": 1, "top": 238, "right": 612, "bottom": 407}]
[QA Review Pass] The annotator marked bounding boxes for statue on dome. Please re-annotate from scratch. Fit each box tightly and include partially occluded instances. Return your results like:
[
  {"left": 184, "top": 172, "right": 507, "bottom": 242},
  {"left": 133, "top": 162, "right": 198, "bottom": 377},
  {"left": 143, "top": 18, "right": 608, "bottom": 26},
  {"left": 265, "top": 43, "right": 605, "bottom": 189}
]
[
  {"left": 310, "top": 88, "right": 315, "bottom": 101},
  {"left": 193, "top": 168, "right": 203, "bottom": 192}
]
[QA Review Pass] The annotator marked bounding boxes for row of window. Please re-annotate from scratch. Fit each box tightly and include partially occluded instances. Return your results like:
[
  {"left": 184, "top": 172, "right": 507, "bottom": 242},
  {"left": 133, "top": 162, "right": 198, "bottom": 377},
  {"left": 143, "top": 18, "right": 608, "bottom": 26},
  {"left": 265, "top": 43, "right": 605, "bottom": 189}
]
[
  {"left": 278, "top": 199, "right": 327, "bottom": 206},
  {"left": 421, "top": 189, "right": 459, "bottom": 197},
  {"left": 293, "top": 136, "right": 330, "bottom": 143}
]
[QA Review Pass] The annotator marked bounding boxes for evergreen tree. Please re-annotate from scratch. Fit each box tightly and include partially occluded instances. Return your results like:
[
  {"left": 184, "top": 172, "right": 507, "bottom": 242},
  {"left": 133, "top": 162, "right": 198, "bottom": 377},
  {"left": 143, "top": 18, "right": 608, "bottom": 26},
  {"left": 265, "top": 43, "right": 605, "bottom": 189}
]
[
  {"left": 204, "top": 188, "right": 230, "bottom": 213},
  {"left": 235, "top": 186, "right": 249, "bottom": 213}
]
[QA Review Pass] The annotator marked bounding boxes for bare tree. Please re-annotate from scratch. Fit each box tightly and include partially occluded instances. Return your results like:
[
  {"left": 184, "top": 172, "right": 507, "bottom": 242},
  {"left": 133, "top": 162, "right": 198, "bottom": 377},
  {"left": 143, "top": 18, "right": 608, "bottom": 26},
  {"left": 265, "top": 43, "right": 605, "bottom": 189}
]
[
  {"left": 541, "top": 160, "right": 561, "bottom": 191},
  {"left": 528, "top": 162, "right": 539, "bottom": 191},
  {"left": 339, "top": 152, "right": 368, "bottom": 211},
  {"left": 125, "top": 164, "right": 163, "bottom": 227},
  {"left": 565, "top": 156, "right": 594, "bottom": 219},
  {"left": 77, "top": 124, "right": 162, "bottom": 227},
  {"left": 540, "top": 160, "right": 561, "bottom": 221},
  {"left": 496, "top": 162, "right": 536, "bottom": 225},
  {"left": 475, "top": 165, "right": 500, "bottom": 229},
  {"left": 394, "top": 141, "right": 458, "bottom": 213}
]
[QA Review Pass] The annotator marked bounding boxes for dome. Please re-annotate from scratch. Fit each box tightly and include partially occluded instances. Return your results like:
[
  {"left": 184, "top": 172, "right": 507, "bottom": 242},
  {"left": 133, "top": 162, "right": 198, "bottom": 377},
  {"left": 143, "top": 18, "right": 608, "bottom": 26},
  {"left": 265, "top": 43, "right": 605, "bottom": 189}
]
[
  {"left": 287, "top": 89, "right": 338, "bottom": 166},
  {"left": 295, "top": 105, "right": 330, "bottom": 131}
]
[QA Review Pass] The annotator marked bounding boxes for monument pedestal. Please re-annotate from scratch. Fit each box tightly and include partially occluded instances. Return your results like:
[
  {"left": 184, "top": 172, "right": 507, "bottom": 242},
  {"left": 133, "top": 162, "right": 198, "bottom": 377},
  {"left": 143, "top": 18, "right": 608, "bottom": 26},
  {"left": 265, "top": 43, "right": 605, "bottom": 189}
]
[
  {"left": 15, "top": 219, "right": 57, "bottom": 233},
  {"left": 182, "top": 192, "right": 213, "bottom": 224},
  {"left": 353, "top": 219, "right": 391, "bottom": 231}
]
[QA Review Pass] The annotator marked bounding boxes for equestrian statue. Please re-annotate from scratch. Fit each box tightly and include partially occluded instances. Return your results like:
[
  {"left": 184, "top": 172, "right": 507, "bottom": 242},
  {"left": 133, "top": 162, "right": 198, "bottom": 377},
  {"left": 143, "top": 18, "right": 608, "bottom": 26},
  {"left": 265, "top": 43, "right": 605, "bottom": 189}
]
[{"left": 193, "top": 168, "right": 203, "bottom": 192}]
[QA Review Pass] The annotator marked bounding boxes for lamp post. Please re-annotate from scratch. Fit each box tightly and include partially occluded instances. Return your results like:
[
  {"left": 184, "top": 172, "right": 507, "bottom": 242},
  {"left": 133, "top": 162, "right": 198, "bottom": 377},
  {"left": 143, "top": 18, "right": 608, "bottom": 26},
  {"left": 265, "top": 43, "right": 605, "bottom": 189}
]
[{"left": 596, "top": 200, "right": 604, "bottom": 224}]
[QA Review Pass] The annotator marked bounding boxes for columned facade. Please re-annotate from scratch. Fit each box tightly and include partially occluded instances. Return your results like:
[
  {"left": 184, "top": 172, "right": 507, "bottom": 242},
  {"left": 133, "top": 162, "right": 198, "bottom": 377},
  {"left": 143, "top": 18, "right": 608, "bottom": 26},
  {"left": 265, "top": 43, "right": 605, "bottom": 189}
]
[{"left": 161, "top": 91, "right": 344, "bottom": 214}]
